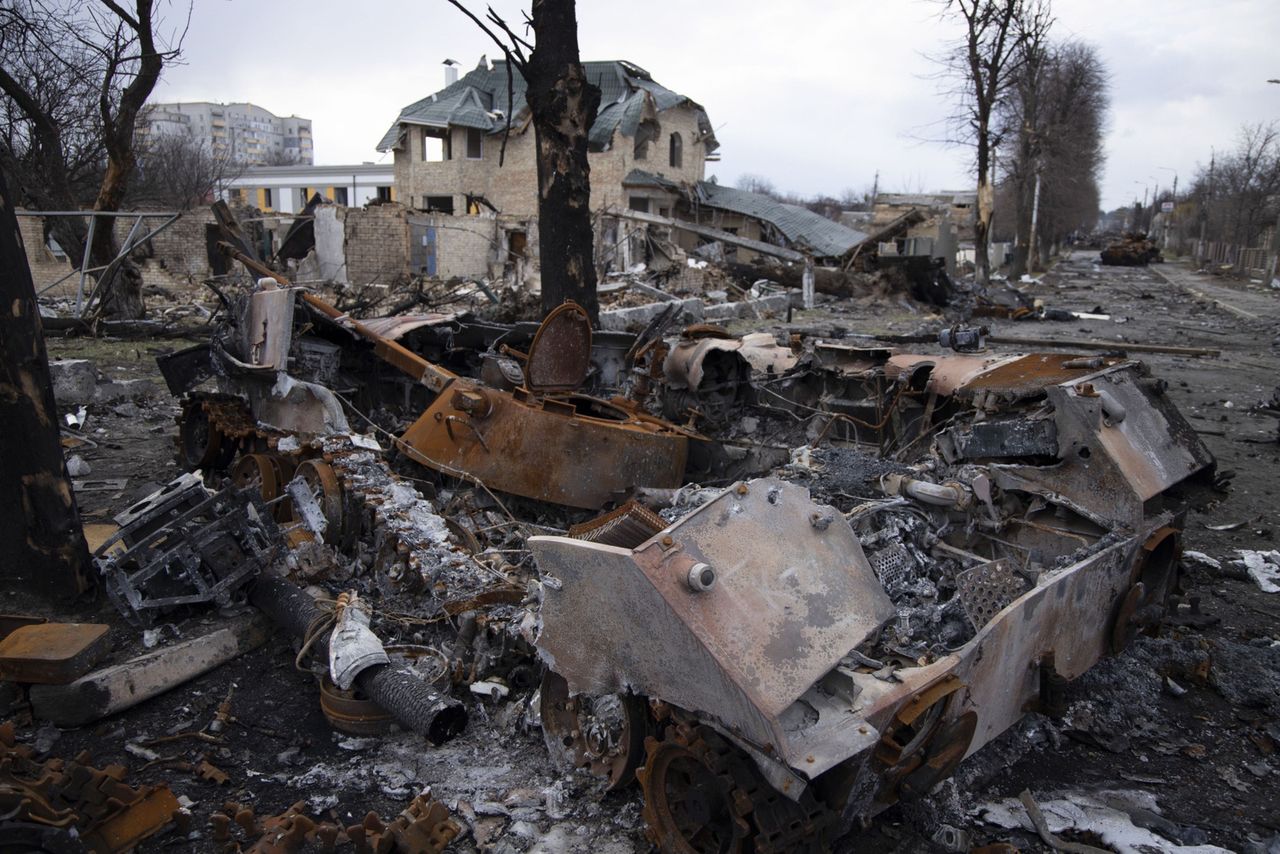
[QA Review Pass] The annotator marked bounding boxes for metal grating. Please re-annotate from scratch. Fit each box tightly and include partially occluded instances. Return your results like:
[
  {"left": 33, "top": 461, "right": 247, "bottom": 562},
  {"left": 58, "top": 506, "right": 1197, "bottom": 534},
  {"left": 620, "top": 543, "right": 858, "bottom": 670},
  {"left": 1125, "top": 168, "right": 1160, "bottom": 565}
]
[
  {"left": 868, "top": 544, "right": 912, "bottom": 592},
  {"left": 956, "top": 559, "right": 1027, "bottom": 630}
]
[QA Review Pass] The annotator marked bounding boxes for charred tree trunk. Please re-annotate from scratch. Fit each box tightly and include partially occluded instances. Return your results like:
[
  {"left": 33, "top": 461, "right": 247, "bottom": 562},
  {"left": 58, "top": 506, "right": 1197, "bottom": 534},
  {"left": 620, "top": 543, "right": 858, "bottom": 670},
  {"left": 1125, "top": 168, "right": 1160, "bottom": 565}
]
[
  {"left": 0, "top": 170, "right": 91, "bottom": 599},
  {"left": 524, "top": 0, "right": 601, "bottom": 322}
]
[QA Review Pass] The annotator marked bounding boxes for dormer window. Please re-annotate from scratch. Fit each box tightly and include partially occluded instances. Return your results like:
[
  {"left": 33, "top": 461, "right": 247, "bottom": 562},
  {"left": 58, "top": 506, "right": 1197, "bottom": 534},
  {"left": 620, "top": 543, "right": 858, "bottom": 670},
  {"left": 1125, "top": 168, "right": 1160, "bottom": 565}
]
[
  {"left": 422, "top": 127, "right": 450, "bottom": 161},
  {"left": 466, "top": 127, "right": 483, "bottom": 159}
]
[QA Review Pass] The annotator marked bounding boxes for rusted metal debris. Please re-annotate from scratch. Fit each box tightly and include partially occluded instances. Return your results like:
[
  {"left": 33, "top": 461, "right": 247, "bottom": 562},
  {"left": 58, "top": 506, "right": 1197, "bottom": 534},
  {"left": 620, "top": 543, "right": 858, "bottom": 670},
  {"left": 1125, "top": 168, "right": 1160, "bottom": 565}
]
[
  {"left": 210, "top": 791, "right": 459, "bottom": 853},
  {"left": 0, "top": 720, "right": 183, "bottom": 852},
  {"left": 105, "top": 203, "right": 1223, "bottom": 853},
  {"left": 529, "top": 342, "right": 1214, "bottom": 850},
  {"left": 1100, "top": 232, "right": 1164, "bottom": 266},
  {"left": 0, "top": 621, "right": 110, "bottom": 684}
]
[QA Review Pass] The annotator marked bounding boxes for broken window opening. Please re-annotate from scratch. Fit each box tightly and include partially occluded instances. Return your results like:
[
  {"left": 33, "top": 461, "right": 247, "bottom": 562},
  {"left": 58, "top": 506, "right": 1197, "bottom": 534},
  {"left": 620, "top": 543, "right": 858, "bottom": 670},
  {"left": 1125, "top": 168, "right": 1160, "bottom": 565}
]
[
  {"left": 634, "top": 118, "right": 660, "bottom": 160},
  {"left": 422, "top": 128, "right": 450, "bottom": 162},
  {"left": 466, "top": 127, "right": 484, "bottom": 159},
  {"left": 425, "top": 195, "right": 454, "bottom": 215},
  {"left": 628, "top": 196, "right": 650, "bottom": 213},
  {"left": 669, "top": 132, "right": 683, "bottom": 169},
  {"left": 375, "top": 186, "right": 392, "bottom": 202}
]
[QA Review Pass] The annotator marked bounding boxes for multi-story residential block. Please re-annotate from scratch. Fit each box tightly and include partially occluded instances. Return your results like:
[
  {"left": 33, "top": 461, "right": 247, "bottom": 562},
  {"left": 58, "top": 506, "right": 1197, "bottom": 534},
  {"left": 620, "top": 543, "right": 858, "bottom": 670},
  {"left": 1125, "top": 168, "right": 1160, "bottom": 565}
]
[{"left": 138, "top": 101, "right": 314, "bottom": 165}]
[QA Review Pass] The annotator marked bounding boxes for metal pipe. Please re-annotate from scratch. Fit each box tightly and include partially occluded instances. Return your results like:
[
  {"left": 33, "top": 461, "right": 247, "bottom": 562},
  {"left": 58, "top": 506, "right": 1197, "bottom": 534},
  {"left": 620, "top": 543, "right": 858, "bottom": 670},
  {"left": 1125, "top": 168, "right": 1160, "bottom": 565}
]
[{"left": 249, "top": 573, "right": 467, "bottom": 745}]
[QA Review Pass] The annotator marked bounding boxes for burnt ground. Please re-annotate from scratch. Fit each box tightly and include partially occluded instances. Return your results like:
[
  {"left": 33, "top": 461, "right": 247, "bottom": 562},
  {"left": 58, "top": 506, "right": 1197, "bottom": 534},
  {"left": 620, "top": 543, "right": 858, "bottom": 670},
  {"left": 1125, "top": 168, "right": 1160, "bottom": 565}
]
[{"left": 6, "top": 250, "right": 1279, "bottom": 853}]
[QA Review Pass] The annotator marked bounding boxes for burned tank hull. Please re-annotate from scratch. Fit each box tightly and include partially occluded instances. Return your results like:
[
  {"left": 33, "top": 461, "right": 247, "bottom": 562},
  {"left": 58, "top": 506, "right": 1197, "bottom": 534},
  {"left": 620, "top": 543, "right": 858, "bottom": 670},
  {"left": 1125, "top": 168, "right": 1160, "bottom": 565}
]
[{"left": 530, "top": 355, "right": 1213, "bottom": 851}]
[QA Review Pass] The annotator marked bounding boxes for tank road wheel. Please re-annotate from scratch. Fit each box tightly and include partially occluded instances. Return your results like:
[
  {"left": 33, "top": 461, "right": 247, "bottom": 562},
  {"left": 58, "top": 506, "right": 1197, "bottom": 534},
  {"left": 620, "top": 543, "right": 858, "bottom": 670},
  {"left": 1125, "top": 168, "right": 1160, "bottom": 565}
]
[
  {"left": 876, "top": 676, "right": 977, "bottom": 804},
  {"left": 540, "top": 671, "right": 649, "bottom": 790},
  {"left": 178, "top": 404, "right": 235, "bottom": 471},
  {"left": 231, "top": 453, "right": 283, "bottom": 501},
  {"left": 1111, "top": 527, "right": 1181, "bottom": 654},
  {"left": 637, "top": 724, "right": 752, "bottom": 854},
  {"left": 292, "top": 459, "right": 346, "bottom": 539}
]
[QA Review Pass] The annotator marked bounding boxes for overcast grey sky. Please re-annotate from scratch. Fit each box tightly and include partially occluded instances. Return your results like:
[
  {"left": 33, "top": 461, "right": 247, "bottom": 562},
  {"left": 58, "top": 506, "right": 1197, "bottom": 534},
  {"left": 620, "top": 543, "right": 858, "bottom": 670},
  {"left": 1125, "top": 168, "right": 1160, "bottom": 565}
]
[{"left": 154, "top": 0, "right": 1279, "bottom": 210}]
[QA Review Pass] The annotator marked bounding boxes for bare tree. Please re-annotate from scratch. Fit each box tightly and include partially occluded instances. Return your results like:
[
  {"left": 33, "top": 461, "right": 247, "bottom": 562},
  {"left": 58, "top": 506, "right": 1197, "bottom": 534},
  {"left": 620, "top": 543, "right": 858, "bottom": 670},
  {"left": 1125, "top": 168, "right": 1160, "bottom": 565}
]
[
  {"left": 0, "top": 0, "right": 184, "bottom": 319},
  {"left": 1189, "top": 123, "right": 1280, "bottom": 249},
  {"left": 446, "top": 0, "right": 602, "bottom": 322},
  {"left": 1000, "top": 38, "right": 1108, "bottom": 272},
  {"left": 735, "top": 172, "right": 779, "bottom": 198},
  {"left": 935, "top": 0, "right": 1048, "bottom": 284},
  {"left": 129, "top": 131, "right": 242, "bottom": 209}
]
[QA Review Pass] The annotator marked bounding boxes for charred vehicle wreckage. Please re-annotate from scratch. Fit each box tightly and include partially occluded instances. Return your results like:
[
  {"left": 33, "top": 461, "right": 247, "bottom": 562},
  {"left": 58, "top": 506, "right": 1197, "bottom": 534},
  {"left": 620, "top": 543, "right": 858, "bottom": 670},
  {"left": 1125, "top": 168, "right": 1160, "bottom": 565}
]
[{"left": 88, "top": 212, "right": 1216, "bottom": 852}]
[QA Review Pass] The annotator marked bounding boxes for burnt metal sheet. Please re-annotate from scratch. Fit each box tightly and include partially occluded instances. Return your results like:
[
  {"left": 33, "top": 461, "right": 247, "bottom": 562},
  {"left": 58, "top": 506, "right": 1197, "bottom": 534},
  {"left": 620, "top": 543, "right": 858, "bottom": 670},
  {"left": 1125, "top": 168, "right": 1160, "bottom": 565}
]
[
  {"left": 665, "top": 333, "right": 797, "bottom": 390},
  {"left": 400, "top": 385, "right": 691, "bottom": 510},
  {"left": 886, "top": 353, "right": 1020, "bottom": 395},
  {"left": 959, "top": 353, "right": 1125, "bottom": 399},
  {"left": 887, "top": 353, "right": 1125, "bottom": 400},
  {"left": 524, "top": 301, "right": 593, "bottom": 393},
  {"left": 244, "top": 287, "right": 295, "bottom": 370},
  {"left": 531, "top": 478, "right": 894, "bottom": 750},
  {"left": 937, "top": 418, "right": 1058, "bottom": 462},
  {"left": 359, "top": 313, "right": 458, "bottom": 341},
  {"left": 993, "top": 367, "right": 1214, "bottom": 527}
]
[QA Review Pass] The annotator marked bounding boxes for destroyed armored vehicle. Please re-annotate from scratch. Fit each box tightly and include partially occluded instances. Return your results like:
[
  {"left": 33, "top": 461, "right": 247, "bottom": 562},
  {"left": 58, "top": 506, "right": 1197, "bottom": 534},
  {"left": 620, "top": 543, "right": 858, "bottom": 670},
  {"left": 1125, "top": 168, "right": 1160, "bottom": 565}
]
[
  {"left": 531, "top": 351, "right": 1214, "bottom": 852},
  {"left": 155, "top": 222, "right": 1214, "bottom": 852}
]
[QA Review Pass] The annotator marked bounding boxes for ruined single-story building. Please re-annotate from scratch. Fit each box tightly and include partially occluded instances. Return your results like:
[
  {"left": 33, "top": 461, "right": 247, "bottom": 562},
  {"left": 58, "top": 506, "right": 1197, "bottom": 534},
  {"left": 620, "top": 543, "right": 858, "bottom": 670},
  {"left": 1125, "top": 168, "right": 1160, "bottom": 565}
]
[{"left": 377, "top": 58, "right": 718, "bottom": 218}]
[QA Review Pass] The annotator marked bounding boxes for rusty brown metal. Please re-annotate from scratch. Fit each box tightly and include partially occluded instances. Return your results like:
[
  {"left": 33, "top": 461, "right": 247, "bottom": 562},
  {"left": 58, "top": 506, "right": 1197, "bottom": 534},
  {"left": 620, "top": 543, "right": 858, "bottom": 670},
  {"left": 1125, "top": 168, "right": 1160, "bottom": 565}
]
[
  {"left": 0, "top": 721, "right": 180, "bottom": 852},
  {"left": 523, "top": 300, "right": 593, "bottom": 392},
  {"left": 399, "top": 385, "right": 692, "bottom": 510},
  {"left": 887, "top": 352, "right": 1126, "bottom": 400},
  {"left": 0, "top": 622, "right": 110, "bottom": 684},
  {"left": 567, "top": 500, "right": 667, "bottom": 548}
]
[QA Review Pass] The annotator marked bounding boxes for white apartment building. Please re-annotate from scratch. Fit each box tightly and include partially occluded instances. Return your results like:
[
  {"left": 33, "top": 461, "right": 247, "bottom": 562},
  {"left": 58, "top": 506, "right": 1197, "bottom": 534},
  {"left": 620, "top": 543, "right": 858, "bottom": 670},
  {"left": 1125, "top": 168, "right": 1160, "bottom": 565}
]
[{"left": 139, "top": 101, "right": 314, "bottom": 165}]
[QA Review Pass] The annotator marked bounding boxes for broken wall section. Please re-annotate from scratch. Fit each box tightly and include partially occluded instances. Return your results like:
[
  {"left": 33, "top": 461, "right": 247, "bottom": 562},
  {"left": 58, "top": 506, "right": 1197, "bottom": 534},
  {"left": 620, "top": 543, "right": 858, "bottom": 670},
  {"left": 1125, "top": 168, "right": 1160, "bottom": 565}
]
[
  {"left": 19, "top": 208, "right": 223, "bottom": 302},
  {"left": 309, "top": 204, "right": 536, "bottom": 286}
]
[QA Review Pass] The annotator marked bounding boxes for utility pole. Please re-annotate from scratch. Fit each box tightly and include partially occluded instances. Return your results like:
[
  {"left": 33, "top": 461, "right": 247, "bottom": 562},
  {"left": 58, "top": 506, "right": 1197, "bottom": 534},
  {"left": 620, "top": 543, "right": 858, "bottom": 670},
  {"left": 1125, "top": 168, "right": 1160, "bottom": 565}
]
[
  {"left": 1027, "top": 169, "right": 1042, "bottom": 273},
  {"left": 1198, "top": 149, "right": 1214, "bottom": 265}
]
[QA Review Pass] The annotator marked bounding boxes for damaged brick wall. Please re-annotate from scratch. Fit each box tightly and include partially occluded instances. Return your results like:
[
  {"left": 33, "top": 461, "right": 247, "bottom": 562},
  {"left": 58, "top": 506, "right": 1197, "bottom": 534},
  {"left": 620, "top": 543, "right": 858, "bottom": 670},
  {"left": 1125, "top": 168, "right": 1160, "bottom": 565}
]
[
  {"left": 339, "top": 205, "right": 411, "bottom": 286},
  {"left": 323, "top": 205, "right": 534, "bottom": 285},
  {"left": 17, "top": 208, "right": 221, "bottom": 301},
  {"left": 393, "top": 103, "right": 710, "bottom": 219}
]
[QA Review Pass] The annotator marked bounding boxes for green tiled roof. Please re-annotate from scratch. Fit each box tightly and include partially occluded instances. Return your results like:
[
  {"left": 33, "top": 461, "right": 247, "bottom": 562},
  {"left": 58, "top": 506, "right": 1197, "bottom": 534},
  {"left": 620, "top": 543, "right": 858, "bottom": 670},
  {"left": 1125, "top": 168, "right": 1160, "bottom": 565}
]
[
  {"left": 377, "top": 58, "right": 717, "bottom": 154},
  {"left": 694, "top": 183, "right": 870, "bottom": 259}
]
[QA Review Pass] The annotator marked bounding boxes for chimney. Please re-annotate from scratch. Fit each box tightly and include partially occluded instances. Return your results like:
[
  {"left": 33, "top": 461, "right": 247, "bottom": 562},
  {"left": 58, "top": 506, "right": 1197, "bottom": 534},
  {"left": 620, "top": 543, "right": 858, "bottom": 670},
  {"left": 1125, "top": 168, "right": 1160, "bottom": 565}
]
[{"left": 443, "top": 59, "right": 459, "bottom": 87}]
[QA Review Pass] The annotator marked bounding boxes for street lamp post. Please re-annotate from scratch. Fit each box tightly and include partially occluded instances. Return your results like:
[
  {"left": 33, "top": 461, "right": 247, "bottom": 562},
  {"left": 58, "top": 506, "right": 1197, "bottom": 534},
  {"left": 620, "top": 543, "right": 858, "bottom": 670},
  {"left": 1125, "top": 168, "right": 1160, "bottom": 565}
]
[{"left": 1157, "top": 166, "right": 1178, "bottom": 251}]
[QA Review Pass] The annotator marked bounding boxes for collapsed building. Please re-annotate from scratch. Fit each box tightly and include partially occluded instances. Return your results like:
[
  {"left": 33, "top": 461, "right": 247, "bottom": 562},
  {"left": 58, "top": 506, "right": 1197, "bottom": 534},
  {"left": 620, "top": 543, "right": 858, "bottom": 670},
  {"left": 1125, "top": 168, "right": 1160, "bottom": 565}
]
[{"left": 29, "top": 195, "right": 1219, "bottom": 852}]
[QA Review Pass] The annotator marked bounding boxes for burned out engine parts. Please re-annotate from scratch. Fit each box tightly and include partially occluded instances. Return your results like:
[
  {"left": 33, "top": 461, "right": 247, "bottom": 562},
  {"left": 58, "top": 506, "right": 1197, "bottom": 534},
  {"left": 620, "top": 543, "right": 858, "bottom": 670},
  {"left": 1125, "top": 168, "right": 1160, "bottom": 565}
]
[{"left": 94, "top": 474, "right": 283, "bottom": 625}]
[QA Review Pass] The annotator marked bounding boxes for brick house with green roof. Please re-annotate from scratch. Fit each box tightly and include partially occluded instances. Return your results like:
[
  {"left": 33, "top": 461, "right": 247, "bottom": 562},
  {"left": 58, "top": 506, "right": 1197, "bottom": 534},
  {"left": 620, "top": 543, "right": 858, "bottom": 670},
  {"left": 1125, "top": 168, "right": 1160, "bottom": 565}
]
[{"left": 377, "top": 58, "right": 718, "bottom": 219}]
